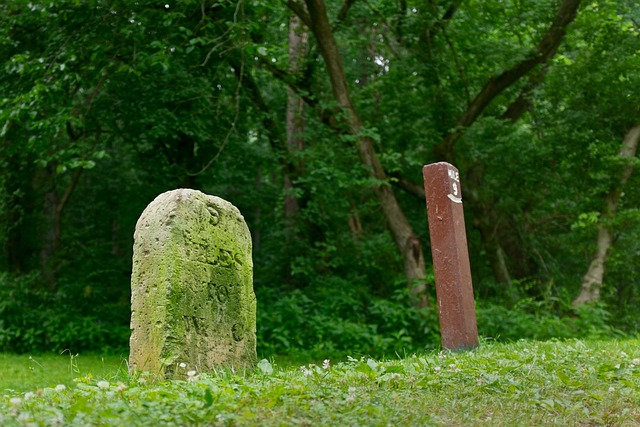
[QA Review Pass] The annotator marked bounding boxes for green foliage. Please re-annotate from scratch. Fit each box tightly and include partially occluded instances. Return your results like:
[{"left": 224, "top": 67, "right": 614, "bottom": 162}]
[
  {"left": 2, "top": 339, "right": 640, "bottom": 426},
  {"left": 477, "top": 299, "right": 624, "bottom": 342},
  {"left": 256, "top": 280, "right": 440, "bottom": 359},
  {"left": 1, "top": 0, "right": 639, "bottom": 357},
  {"left": 0, "top": 273, "right": 129, "bottom": 354}
]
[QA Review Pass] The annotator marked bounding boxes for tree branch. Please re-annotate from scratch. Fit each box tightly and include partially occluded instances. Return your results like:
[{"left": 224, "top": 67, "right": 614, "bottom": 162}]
[
  {"left": 499, "top": 67, "right": 547, "bottom": 122},
  {"left": 336, "top": 0, "right": 358, "bottom": 24},
  {"left": 435, "top": 0, "right": 462, "bottom": 32},
  {"left": 259, "top": 58, "right": 332, "bottom": 126},
  {"left": 285, "top": 0, "right": 311, "bottom": 27},
  {"left": 436, "top": 0, "right": 582, "bottom": 160},
  {"left": 390, "top": 173, "right": 425, "bottom": 199}
]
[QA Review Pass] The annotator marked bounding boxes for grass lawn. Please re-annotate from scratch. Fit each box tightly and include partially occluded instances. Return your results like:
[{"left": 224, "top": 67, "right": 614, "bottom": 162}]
[
  {"left": 0, "top": 352, "right": 129, "bottom": 393},
  {"left": 1, "top": 339, "right": 639, "bottom": 426}
]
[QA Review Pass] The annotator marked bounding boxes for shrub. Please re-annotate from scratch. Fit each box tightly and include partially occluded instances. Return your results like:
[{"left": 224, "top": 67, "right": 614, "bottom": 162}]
[{"left": 0, "top": 273, "right": 129, "bottom": 353}]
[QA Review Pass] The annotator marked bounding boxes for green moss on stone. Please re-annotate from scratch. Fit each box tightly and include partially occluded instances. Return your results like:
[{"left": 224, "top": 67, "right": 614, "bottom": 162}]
[{"left": 129, "top": 189, "right": 256, "bottom": 379}]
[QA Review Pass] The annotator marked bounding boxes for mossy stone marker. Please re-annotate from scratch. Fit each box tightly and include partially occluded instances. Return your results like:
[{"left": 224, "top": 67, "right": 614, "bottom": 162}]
[{"left": 129, "top": 189, "right": 256, "bottom": 379}]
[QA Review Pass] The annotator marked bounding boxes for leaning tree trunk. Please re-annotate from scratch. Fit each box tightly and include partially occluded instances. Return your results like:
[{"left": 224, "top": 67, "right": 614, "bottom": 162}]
[
  {"left": 303, "top": 0, "right": 428, "bottom": 307},
  {"left": 573, "top": 125, "right": 640, "bottom": 306}
]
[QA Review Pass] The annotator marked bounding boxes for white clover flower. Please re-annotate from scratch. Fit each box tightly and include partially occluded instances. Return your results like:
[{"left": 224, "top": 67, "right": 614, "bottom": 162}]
[
  {"left": 608, "top": 386, "right": 615, "bottom": 392},
  {"left": 187, "top": 370, "right": 197, "bottom": 377},
  {"left": 322, "top": 359, "right": 330, "bottom": 370},
  {"left": 17, "top": 412, "right": 31, "bottom": 422},
  {"left": 179, "top": 362, "right": 187, "bottom": 368},
  {"left": 115, "top": 383, "right": 127, "bottom": 392},
  {"left": 49, "top": 413, "right": 64, "bottom": 426},
  {"left": 97, "top": 381, "right": 110, "bottom": 389},
  {"left": 54, "top": 384, "right": 66, "bottom": 392},
  {"left": 632, "top": 358, "right": 640, "bottom": 366},
  {"left": 346, "top": 386, "right": 356, "bottom": 402},
  {"left": 24, "top": 392, "right": 35, "bottom": 400},
  {"left": 9, "top": 397, "right": 22, "bottom": 406},
  {"left": 300, "top": 366, "right": 312, "bottom": 376},
  {"left": 434, "top": 366, "right": 441, "bottom": 373}
]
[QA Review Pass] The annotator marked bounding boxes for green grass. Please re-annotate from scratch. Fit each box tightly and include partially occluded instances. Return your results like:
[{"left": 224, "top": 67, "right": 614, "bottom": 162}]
[
  {"left": 2, "top": 339, "right": 640, "bottom": 426},
  {"left": 0, "top": 352, "right": 129, "bottom": 393}
]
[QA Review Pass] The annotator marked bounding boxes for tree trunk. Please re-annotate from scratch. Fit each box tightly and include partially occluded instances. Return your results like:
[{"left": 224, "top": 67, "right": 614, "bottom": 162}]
[
  {"left": 38, "top": 165, "right": 83, "bottom": 291},
  {"left": 303, "top": 0, "right": 428, "bottom": 307},
  {"left": 284, "top": 14, "right": 307, "bottom": 223},
  {"left": 573, "top": 125, "right": 640, "bottom": 306},
  {"left": 3, "top": 155, "right": 28, "bottom": 273}
]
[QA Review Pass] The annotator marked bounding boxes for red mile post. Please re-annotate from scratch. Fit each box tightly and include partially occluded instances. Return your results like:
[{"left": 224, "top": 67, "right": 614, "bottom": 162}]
[{"left": 423, "top": 162, "right": 479, "bottom": 351}]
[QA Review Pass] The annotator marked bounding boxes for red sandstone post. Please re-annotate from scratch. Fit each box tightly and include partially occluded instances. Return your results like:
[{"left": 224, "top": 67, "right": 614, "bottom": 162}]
[{"left": 423, "top": 162, "right": 479, "bottom": 351}]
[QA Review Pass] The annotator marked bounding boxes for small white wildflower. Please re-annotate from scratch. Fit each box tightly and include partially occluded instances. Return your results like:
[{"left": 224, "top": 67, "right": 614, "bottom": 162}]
[
  {"left": 187, "top": 370, "right": 197, "bottom": 377},
  {"left": 49, "top": 413, "right": 64, "bottom": 426},
  {"left": 9, "top": 397, "right": 22, "bottom": 405},
  {"left": 17, "top": 412, "right": 31, "bottom": 422},
  {"left": 115, "top": 383, "right": 127, "bottom": 392},
  {"left": 346, "top": 386, "right": 356, "bottom": 402},
  {"left": 97, "top": 381, "right": 110, "bottom": 389},
  {"left": 54, "top": 384, "right": 66, "bottom": 392},
  {"left": 300, "top": 366, "right": 312, "bottom": 376},
  {"left": 179, "top": 362, "right": 187, "bottom": 368},
  {"left": 24, "top": 392, "right": 35, "bottom": 400},
  {"left": 434, "top": 366, "right": 441, "bottom": 373},
  {"left": 632, "top": 358, "right": 640, "bottom": 366},
  {"left": 609, "top": 386, "right": 615, "bottom": 392},
  {"left": 323, "top": 359, "right": 330, "bottom": 370}
]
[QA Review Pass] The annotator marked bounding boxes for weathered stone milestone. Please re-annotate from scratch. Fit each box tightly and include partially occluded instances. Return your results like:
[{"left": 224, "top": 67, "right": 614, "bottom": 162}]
[{"left": 129, "top": 189, "right": 256, "bottom": 379}]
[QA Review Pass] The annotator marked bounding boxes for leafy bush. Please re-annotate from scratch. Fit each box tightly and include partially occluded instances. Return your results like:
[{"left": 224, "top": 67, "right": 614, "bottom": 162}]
[
  {"left": 256, "top": 275, "right": 440, "bottom": 359},
  {"left": 0, "top": 273, "right": 129, "bottom": 354},
  {"left": 477, "top": 297, "right": 624, "bottom": 342}
]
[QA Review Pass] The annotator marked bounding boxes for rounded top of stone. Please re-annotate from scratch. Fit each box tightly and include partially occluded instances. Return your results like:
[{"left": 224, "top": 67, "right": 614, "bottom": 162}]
[
  {"left": 155, "top": 188, "right": 242, "bottom": 215},
  {"left": 134, "top": 188, "right": 250, "bottom": 245}
]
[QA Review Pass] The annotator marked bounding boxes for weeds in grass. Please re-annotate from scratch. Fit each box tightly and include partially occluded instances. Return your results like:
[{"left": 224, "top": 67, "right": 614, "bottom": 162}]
[{"left": 1, "top": 339, "right": 639, "bottom": 426}]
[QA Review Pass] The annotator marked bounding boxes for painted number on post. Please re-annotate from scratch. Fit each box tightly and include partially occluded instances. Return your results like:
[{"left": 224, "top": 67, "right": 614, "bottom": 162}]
[{"left": 447, "top": 168, "right": 462, "bottom": 203}]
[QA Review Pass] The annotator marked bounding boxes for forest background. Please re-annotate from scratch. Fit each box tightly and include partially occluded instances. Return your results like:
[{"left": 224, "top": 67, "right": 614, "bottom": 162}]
[{"left": 0, "top": 0, "right": 638, "bottom": 358}]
